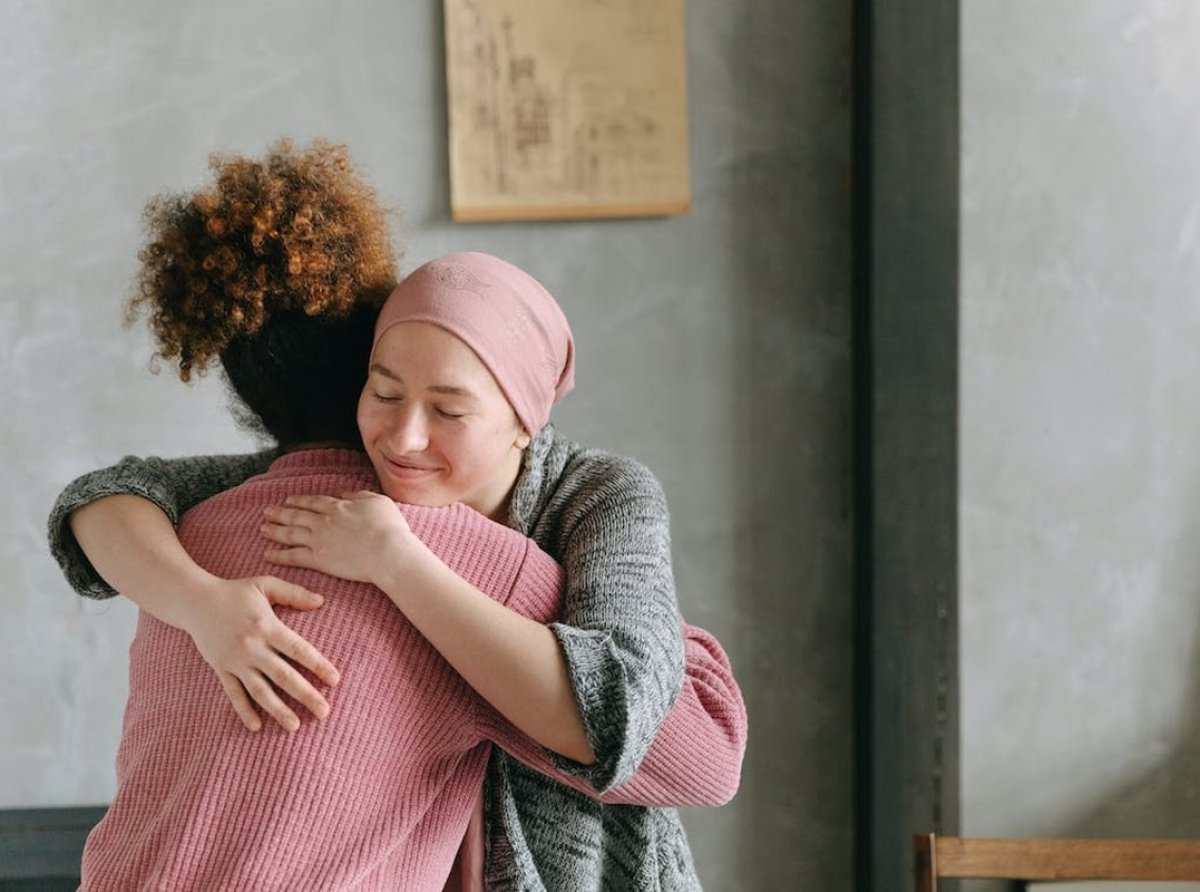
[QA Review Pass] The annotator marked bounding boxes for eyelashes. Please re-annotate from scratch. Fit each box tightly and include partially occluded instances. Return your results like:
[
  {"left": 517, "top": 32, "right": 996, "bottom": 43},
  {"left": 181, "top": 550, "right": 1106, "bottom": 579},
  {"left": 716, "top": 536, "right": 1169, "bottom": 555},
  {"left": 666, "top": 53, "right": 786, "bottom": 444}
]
[{"left": 371, "top": 392, "right": 466, "bottom": 419}]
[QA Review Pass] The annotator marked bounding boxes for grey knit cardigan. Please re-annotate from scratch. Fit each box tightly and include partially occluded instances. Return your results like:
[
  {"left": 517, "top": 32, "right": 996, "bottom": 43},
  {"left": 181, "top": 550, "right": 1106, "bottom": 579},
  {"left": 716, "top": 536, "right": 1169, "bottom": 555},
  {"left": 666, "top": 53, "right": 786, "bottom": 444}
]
[{"left": 48, "top": 425, "right": 703, "bottom": 891}]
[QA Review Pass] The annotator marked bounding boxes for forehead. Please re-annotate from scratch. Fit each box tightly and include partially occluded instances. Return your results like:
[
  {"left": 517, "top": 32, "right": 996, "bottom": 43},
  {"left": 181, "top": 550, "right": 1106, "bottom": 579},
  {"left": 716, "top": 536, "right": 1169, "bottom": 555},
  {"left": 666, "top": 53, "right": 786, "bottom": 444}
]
[{"left": 371, "top": 322, "right": 503, "bottom": 398}]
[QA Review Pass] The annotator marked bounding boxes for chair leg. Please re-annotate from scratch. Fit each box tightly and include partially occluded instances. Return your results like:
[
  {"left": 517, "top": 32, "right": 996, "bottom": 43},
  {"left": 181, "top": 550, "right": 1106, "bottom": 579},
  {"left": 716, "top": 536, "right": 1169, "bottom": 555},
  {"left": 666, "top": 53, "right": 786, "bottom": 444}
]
[{"left": 913, "top": 833, "right": 937, "bottom": 892}]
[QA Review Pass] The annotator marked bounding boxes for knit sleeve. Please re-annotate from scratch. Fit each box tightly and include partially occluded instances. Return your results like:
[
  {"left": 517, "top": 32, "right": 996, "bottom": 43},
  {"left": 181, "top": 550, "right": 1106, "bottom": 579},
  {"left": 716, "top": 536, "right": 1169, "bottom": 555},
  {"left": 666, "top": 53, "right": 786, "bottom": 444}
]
[
  {"left": 479, "top": 621, "right": 747, "bottom": 807},
  {"left": 543, "top": 456, "right": 686, "bottom": 792},
  {"left": 46, "top": 450, "right": 277, "bottom": 599},
  {"left": 595, "top": 623, "right": 746, "bottom": 805}
]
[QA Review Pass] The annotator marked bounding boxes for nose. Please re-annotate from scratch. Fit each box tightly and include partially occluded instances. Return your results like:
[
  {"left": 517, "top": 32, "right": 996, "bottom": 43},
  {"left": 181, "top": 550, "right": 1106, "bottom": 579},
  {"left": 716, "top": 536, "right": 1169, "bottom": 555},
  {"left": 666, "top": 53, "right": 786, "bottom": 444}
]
[{"left": 385, "top": 405, "right": 430, "bottom": 453}]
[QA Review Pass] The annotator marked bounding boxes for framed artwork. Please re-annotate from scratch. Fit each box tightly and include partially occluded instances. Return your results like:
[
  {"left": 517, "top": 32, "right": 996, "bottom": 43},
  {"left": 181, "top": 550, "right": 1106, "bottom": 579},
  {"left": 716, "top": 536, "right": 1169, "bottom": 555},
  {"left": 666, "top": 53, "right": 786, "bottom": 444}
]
[{"left": 443, "top": 0, "right": 691, "bottom": 222}]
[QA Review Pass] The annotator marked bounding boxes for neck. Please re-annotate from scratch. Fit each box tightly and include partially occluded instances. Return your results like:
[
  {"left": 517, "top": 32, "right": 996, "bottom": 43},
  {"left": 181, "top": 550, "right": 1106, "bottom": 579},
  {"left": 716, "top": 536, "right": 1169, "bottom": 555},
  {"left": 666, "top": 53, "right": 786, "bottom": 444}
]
[{"left": 471, "top": 447, "right": 525, "bottom": 523}]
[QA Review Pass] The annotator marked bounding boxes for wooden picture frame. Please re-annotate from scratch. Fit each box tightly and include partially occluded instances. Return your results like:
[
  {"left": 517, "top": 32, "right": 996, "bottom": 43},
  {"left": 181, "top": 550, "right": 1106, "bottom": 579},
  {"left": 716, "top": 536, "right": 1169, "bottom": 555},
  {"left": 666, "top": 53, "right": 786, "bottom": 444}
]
[{"left": 443, "top": 0, "right": 691, "bottom": 222}]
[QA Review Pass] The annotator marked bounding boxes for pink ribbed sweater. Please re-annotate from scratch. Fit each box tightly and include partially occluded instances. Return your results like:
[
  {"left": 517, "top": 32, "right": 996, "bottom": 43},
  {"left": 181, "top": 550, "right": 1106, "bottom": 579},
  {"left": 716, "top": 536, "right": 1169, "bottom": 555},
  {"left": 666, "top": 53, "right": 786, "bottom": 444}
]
[
  {"left": 80, "top": 450, "right": 564, "bottom": 891},
  {"left": 80, "top": 449, "right": 748, "bottom": 890}
]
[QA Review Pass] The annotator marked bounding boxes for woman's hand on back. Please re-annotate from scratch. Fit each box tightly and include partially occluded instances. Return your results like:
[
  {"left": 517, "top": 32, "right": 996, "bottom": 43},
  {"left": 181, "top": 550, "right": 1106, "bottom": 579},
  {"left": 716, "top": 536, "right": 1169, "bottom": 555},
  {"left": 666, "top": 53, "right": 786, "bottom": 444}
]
[
  {"left": 67, "top": 494, "right": 340, "bottom": 734},
  {"left": 260, "top": 491, "right": 415, "bottom": 586},
  {"left": 181, "top": 576, "right": 341, "bottom": 733}
]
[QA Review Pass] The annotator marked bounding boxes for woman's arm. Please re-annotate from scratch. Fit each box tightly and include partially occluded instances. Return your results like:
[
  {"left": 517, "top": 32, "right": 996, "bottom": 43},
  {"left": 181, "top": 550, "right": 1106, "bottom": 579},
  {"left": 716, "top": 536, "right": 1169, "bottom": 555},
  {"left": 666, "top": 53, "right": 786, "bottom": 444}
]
[
  {"left": 48, "top": 451, "right": 277, "bottom": 598},
  {"left": 262, "top": 492, "right": 595, "bottom": 764},
  {"left": 535, "top": 454, "right": 689, "bottom": 791},
  {"left": 70, "top": 496, "right": 339, "bottom": 732},
  {"left": 262, "top": 455, "right": 693, "bottom": 786},
  {"left": 477, "top": 621, "right": 747, "bottom": 807},
  {"left": 47, "top": 451, "right": 340, "bottom": 731},
  {"left": 480, "top": 467, "right": 747, "bottom": 805},
  {"left": 600, "top": 623, "right": 745, "bottom": 805},
  {"left": 261, "top": 479, "right": 748, "bottom": 800},
  {"left": 382, "top": 535, "right": 595, "bottom": 764}
]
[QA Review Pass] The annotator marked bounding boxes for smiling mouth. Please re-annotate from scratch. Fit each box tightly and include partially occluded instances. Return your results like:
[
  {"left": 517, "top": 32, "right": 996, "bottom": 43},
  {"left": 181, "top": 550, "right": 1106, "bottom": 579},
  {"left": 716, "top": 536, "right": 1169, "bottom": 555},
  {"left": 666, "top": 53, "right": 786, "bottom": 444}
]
[{"left": 382, "top": 455, "right": 440, "bottom": 476}]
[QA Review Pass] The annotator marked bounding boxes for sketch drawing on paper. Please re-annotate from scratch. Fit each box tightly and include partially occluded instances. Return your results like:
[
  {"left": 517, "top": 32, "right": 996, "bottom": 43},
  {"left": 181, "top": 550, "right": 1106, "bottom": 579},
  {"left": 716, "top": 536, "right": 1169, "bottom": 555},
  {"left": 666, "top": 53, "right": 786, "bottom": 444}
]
[{"left": 444, "top": 0, "right": 690, "bottom": 221}]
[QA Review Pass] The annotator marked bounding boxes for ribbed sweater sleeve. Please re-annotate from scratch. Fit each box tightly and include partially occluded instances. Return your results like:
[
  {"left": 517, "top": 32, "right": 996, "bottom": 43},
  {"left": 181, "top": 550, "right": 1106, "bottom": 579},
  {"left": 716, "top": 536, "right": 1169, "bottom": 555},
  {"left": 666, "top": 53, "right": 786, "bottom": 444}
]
[
  {"left": 598, "top": 624, "right": 745, "bottom": 806},
  {"left": 46, "top": 451, "right": 275, "bottom": 599},
  {"left": 502, "top": 541, "right": 568, "bottom": 625},
  {"left": 478, "top": 622, "right": 746, "bottom": 807},
  {"left": 401, "top": 503, "right": 560, "bottom": 624}
]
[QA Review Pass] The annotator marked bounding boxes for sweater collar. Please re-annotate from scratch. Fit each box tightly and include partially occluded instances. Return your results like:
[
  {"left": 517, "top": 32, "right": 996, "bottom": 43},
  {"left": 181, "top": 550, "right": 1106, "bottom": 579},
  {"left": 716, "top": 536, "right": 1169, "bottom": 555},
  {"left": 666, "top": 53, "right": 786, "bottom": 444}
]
[
  {"left": 507, "top": 425, "right": 556, "bottom": 534},
  {"left": 268, "top": 448, "right": 375, "bottom": 478}
]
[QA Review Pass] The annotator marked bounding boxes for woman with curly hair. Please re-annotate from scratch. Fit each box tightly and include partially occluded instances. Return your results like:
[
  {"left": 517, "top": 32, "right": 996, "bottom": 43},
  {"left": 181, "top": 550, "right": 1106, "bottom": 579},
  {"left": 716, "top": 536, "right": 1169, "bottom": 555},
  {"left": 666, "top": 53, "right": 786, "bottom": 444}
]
[{"left": 49, "top": 141, "right": 746, "bottom": 890}]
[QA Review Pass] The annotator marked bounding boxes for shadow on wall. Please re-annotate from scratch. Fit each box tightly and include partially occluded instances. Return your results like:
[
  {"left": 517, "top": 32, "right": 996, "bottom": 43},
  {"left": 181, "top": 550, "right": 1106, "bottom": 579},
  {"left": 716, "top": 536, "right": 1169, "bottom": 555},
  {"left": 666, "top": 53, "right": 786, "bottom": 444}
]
[
  {"left": 959, "top": 663, "right": 1200, "bottom": 892},
  {"left": 963, "top": 479, "right": 1200, "bottom": 892},
  {"left": 1061, "top": 471, "right": 1200, "bottom": 848},
  {"left": 1063, "top": 607, "right": 1200, "bottom": 836},
  {"left": 724, "top": 3, "right": 854, "bottom": 890}
]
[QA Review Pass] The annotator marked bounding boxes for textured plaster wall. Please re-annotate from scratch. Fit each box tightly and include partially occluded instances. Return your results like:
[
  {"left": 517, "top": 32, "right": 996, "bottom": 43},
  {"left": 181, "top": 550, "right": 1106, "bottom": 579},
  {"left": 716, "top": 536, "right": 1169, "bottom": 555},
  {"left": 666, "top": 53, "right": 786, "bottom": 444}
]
[
  {"left": 1, "top": 1, "right": 852, "bottom": 886},
  {"left": 962, "top": 0, "right": 1200, "bottom": 854}
]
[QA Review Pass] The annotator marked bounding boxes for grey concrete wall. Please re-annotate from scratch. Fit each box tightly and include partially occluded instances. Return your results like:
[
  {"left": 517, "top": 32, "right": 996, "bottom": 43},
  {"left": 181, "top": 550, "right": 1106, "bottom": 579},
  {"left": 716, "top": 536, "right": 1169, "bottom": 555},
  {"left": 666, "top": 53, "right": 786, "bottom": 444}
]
[
  {"left": 1, "top": 1, "right": 853, "bottom": 886},
  {"left": 962, "top": 0, "right": 1200, "bottom": 862}
]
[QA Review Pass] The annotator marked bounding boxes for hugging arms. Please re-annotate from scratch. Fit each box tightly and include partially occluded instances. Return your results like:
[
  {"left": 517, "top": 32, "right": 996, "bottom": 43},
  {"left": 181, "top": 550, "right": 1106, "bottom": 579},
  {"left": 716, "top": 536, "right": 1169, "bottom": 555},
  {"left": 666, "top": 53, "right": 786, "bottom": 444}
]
[{"left": 49, "top": 444, "right": 747, "bottom": 806}]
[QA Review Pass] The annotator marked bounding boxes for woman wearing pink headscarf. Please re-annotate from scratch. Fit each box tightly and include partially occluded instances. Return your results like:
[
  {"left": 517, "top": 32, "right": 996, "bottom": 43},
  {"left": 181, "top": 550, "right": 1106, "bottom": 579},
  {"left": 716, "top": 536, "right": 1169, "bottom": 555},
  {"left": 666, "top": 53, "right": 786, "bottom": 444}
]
[{"left": 52, "top": 252, "right": 745, "bottom": 890}]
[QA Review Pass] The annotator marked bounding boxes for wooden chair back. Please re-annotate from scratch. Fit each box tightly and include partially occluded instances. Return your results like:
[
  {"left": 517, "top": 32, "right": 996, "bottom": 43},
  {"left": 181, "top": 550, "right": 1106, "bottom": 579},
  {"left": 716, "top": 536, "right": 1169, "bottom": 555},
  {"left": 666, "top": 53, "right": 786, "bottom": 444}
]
[{"left": 914, "top": 833, "right": 1200, "bottom": 891}]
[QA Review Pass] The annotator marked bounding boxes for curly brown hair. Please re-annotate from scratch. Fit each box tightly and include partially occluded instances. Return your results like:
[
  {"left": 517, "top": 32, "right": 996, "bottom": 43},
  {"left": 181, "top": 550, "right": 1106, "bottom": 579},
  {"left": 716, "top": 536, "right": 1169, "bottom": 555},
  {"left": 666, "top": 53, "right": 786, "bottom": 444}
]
[{"left": 130, "top": 138, "right": 397, "bottom": 382}]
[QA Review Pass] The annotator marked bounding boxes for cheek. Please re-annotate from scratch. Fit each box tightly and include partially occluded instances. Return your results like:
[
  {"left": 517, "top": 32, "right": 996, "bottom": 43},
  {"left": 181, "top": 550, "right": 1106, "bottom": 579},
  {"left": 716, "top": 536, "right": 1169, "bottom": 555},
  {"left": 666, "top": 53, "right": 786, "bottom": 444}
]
[
  {"left": 437, "top": 428, "right": 493, "bottom": 474},
  {"left": 474, "top": 427, "right": 520, "bottom": 472},
  {"left": 356, "top": 394, "right": 381, "bottom": 441}
]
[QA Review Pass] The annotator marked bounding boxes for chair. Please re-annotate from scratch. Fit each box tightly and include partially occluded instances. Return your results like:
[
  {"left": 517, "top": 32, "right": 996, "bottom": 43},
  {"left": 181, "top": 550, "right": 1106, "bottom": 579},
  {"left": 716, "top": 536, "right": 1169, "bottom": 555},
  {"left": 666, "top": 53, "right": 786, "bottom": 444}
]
[{"left": 914, "top": 833, "right": 1200, "bottom": 891}]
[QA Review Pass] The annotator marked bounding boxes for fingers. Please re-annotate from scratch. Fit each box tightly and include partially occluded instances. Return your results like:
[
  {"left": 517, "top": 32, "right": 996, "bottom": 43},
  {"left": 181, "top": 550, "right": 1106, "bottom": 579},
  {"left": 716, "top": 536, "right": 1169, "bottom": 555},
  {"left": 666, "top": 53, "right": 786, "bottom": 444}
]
[
  {"left": 205, "top": 576, "right": 341, "bottom": 735},
  {"left": 219, "top": 672, "right": 263, "bottom": 733},
  {"left": 260, "top": 577, "right": 324, "bottom": 611},
  {"left": 220, "top": 666, "right": 327, "bottom": 733},
  {"left": 242, "top": 671, "right": 302, "bottom": 734},
  {"left": 260, "top": 520, "right": 310, "bottom": 547},
  {"left": 273, "top": 625, "right": 340, "bottom": 687},
  {"left": 256, "top": 578, "right": 341, "bottom": 687},
  {"left": 280, "top": 494, "right": 341, "bottom": 511},
  {"left": 260, "top": 656, "right": 331, "bottom": 722},
  {"left": 221, "top": 624, "right": 338, "bottom": 731},
  {"left": 262, "top": 504, "right": 319, "bottom": 527},
  {"left": 263, "top": 546, "right": 316, "bottom": 569}
]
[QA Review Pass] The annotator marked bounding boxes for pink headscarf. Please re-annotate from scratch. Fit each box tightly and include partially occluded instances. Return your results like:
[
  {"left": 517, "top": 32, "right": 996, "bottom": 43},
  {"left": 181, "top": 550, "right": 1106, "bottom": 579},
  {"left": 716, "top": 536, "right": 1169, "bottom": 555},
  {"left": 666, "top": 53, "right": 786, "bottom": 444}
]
[{"left": 372, "top": 252, "right": 575, "bottom": 435}]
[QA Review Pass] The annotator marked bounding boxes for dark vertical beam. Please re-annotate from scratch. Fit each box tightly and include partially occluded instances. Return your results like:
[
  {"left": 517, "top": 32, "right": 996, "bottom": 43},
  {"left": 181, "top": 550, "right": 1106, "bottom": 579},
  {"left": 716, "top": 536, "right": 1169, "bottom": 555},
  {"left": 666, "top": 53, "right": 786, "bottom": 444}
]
[
  {"left": 851, "top": 0, "right": 876, "bottom": 885},
  {"left": 854, "top": 1, "right": 960, "bottom": 890}
]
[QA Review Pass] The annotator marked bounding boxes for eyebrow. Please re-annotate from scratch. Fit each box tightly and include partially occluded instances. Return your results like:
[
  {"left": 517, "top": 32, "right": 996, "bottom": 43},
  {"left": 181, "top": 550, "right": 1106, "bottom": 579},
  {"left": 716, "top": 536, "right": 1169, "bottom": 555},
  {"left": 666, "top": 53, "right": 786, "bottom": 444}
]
[{"left": 368, "top": 363, "right": 479, "bottom": 399}]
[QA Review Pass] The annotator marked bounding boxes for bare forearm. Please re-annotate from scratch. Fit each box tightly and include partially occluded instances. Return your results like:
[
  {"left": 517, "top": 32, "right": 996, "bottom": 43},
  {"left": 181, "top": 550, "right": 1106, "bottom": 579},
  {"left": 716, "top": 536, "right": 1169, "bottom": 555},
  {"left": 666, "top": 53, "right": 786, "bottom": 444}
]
[
  {"left": 69, "top": 494, "right": 338, "bottom": 730},
  {"left": 481, "top": 623, "right": 745, "bottom": 806},
  {"left": 378, "top": 540, "right": 595, "bottom": 765},
  {"left": 48, "top": 451, "right": 277, "bottom": 599},
  {"left": 258, "top": 491, "right": 592, "bottom": 759},
  {"left": 69, "top": 495, "right": 216, "bottom": 628}
]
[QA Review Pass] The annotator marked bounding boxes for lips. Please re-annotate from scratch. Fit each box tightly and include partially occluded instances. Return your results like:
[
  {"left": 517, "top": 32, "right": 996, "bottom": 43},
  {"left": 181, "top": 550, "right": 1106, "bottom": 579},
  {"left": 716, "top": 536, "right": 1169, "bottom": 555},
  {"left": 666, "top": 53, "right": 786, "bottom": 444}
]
[{"left": 380, "top": 454, "right": 440, "bottom": 478}]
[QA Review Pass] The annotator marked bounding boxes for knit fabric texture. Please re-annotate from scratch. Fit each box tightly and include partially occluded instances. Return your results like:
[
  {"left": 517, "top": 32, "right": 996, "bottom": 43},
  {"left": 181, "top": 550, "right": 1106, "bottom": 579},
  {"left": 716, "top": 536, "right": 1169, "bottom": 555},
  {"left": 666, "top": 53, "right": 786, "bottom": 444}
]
[
  {"left": 49, "top": 428, "right": 748, "bottom": 891},
  {"left": 80, "top": 450, "right": 563, "bottom": 890}
]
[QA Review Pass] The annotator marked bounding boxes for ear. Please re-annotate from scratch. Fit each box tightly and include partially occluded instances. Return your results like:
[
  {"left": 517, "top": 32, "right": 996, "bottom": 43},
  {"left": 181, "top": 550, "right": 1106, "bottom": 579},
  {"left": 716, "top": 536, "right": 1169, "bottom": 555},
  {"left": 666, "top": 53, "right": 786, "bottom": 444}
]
[{"left": 515, "top": 427, "right": 532, "bottom": 449}]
